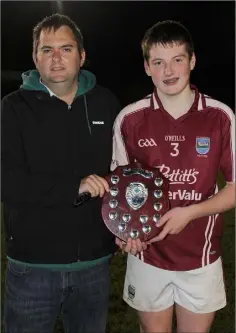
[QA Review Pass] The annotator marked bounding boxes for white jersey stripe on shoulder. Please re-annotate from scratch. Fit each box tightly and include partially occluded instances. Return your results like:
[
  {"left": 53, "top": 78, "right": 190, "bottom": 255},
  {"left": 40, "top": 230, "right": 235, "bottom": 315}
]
[
  {"left": 152, "top": 92, "right": 159, "bottom": 109},
  {"left": 111, "top": 118, "right": 129, "bottom": 171},
  {"left": 111, "top": 96, "right": 151, "bottom": 171},
  {"left": 118, "top": 95, "right": 151, "bottom": 119},
  {"left": 145, "top": 94, "right": 152, "bottom": 100},
  {"left": 197, "top": 93, "right": 203, "bottom": 111},
  {"left": 205, "top": 98, "right": 235, "bottom": 182},
  {"left": 202, "top": 216, "right": 212, "bottom": 267},
  {"left": 205, "top": 98, "right": 234, "bottom": 122}
]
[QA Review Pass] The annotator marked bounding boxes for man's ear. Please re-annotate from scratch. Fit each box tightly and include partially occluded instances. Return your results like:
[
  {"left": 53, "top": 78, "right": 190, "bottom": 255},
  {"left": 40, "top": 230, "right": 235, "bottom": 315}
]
[
  {"left": 190, "top": 52, "right": 196, "bottom": 71},
  {"left": 144, "top": 60, "right": 151, "bottom": 76},
  {"left": 80, "top": 49, "right": 86, "bottom": 67},
  {"left": 32, "top": 52, "right": 38, "bottom": 68}
]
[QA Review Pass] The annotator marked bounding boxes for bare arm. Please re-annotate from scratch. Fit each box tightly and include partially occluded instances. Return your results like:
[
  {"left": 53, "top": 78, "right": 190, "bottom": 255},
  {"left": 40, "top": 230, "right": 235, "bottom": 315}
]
[
  {"left": 188, "top": 182, "right": 235, "bottom": 220},
  {"left": 148, "top": 183, "right": 235, "bottom": 243}
]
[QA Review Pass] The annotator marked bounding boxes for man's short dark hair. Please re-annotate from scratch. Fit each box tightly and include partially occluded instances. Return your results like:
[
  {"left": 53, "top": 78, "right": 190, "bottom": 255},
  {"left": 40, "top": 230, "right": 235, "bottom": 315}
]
[
  {"left": 33, "top": 13, "right": 84, "bottom": 56},
  {"left": 141, "top": 20, "right": 194, "bottom": 62}
]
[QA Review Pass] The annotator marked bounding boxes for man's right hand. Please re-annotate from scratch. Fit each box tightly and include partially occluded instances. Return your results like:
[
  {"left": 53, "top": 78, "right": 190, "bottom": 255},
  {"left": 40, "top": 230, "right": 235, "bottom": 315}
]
[{"left": 79, "top": 175, "right": 109, "bottom": 198}]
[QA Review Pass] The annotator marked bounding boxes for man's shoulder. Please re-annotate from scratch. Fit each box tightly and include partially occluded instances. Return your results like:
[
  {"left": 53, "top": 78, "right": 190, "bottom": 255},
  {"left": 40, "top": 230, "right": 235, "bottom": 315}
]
[
  {"left": 2, "top": 88, "right": 40, "bottom": 105},
  {"left": 2, "top": 89, "right": 22, "bottom": 103},
  {"left": 92, "top": 85, "right": 119, "bottom": 102}
]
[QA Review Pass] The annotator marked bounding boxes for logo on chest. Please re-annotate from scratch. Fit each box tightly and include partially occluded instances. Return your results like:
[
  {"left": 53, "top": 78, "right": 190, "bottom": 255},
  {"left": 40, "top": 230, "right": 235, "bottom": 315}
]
[
  {"left": 196, "top": 137, "right": 210, "bottom": 155},
  {"left": 138, "top": 138, "right": 157, "bottom": 147},
  {"left": 92, "top": 120, "right": 104, "bottom": 125}
]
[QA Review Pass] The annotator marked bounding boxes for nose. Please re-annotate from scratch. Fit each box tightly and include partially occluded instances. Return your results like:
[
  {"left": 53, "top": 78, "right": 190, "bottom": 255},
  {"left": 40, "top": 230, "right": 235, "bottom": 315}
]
[
  {"left": 164, "top": 63, "right": 173, "bottom": 76},
  {"left": 52, "top": 49, "right": 62, "bottom": 62}
]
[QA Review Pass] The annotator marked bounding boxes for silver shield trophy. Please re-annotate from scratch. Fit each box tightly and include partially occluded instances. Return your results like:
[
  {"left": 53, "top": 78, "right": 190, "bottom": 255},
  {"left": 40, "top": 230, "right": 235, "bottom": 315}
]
[{"left": 102, "top": 161, "right": 170, "bottom": 242}]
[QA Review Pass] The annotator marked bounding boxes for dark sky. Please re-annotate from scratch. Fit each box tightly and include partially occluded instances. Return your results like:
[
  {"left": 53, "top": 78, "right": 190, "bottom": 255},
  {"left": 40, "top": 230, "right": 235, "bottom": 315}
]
[{"left": 1, "top": 1, "right": 235, "bottom": 108}]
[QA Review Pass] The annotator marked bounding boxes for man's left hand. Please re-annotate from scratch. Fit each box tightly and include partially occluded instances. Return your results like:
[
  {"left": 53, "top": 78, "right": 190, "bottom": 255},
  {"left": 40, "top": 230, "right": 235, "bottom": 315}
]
[{"left": 147, "top": 206, "right": 193, "bottom": 243}]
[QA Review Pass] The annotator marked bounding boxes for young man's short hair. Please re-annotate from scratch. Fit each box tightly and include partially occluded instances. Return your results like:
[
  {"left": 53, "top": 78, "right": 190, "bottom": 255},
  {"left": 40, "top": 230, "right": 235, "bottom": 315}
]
[
  {"left": 33, "top": 13, "right": 84, "bottom": 56},
  {"left": 141, "top": 20, "right": 194, "bottom": 62}
]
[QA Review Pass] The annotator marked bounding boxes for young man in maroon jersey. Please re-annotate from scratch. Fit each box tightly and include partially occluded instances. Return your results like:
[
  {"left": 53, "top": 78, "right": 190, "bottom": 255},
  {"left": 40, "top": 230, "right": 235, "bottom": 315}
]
[{"left": 111, "top": 21, "right": 235, "bottom": 332}]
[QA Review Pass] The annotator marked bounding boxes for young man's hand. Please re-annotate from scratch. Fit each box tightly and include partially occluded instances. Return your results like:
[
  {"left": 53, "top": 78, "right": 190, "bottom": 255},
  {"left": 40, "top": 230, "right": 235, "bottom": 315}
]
[
  {"left": 148, "top": 206, "right": 193, "bottom": 243},
  {"left": 116, "top": 237, "right": 148, "bottom": 256},
  {"left": 79, "top": 175, "right": 109, "bottom": 197}
]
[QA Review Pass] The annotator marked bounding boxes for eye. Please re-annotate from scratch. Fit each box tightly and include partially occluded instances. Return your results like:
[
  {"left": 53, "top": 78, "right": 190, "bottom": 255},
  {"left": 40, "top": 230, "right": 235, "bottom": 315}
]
[
  {"left": 63, "top": 48, "right": 72, "bottom": 52},
  {"left": 175, "top": 58, "right": 183, "bottom": 63},
  {"left": 154, "top": 60, "right": 162, "bottom": 66},
  {"left": 42, "top": 49, "right": 52, "bottom": 54}
]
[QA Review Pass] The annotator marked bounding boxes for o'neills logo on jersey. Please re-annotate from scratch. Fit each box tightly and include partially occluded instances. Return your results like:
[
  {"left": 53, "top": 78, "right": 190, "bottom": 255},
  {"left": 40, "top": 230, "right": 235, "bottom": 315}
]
[
  {"left": 158, "top": 164, "right": 202, "bottom": 201},
  {"left": 138, "top": 138, "right": 157, "bottom": 147},
  {"left": 165, "top": 135, "right": 185, "bottom": 142},
  {"left": 158, "top": 164, "right": 199, "bottom": 185}
]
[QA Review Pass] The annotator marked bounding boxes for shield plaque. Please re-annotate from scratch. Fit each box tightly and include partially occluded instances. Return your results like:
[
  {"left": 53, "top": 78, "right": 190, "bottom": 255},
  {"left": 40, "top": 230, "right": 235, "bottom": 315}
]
[{"left": 102, "top": 161, "right": 170, "bottom": 242}]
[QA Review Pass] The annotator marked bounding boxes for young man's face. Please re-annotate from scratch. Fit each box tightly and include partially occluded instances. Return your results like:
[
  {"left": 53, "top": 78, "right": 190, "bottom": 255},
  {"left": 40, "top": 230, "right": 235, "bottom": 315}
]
[
  {"left": 33, "top": 25, "right": 85, "bottom": 86},
  {"left": 144, "top": 42, "right": 196, "bottom": 97}
]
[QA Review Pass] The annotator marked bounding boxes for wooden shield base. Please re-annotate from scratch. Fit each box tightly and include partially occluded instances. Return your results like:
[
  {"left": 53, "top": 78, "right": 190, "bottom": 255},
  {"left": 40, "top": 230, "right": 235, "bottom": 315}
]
[{"left": 102, "top": 161, "right": 170, "bottom": 242}]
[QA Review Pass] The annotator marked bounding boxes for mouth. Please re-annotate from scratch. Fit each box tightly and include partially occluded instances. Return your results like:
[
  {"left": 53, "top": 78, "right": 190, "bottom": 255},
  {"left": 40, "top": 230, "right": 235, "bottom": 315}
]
[
  {"left": 163, "top": 78, "right": 179, "bottom": 86},
  {"left": 51, "top": 67, "right": 65, "bottom": 72}
]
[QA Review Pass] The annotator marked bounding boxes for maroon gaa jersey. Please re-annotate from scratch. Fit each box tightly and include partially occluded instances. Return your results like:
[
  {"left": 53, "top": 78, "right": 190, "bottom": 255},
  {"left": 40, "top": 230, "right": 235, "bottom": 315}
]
[{"left": 111, "top": 86, "right": 235, "bottom": 271}]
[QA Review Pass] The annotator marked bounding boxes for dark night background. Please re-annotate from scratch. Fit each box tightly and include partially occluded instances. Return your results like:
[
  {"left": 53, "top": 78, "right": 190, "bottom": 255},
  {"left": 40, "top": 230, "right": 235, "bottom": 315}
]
[
  {"left": 1, "top": 1, "right": 235, "bottom": 110},
  {"left": 1, "top": 3, "right": 235, "bottom": 332}
]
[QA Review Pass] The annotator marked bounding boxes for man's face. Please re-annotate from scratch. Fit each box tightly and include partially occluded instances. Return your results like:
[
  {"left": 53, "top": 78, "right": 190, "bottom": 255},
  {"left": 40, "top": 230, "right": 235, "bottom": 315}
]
[
  {"left": 144, "top": 43, "right": 196, "bottom": 97},
  {"left": 33, "top": 25, "right": 85, "bottom": 85}
]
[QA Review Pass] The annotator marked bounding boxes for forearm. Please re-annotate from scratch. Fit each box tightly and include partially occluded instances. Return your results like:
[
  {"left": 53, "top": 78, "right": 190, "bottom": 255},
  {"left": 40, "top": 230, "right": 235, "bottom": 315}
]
[{"left": 188, "top": 183, "right": 235, "bottom": 220}]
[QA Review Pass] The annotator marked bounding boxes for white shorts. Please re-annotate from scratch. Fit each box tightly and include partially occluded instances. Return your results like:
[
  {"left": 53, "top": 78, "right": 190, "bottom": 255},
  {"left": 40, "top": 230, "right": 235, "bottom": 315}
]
[{"left": 123, "top": 254, "right": 226, "bottom": 314}]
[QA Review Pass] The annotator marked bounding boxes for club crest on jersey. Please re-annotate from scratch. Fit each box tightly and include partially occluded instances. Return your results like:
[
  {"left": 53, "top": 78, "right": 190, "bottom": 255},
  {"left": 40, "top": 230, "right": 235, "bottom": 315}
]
[{"left": 196, "top": 137, "right": 210, "bottom": 155}]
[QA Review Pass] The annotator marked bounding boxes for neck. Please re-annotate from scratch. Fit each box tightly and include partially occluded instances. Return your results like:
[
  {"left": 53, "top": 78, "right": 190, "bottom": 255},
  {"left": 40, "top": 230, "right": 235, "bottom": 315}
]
[
  {"left": 157, "top": 85, "right": 195, "bottom": 119},
  {"left": 43, "top": 79, "right": 78, "bottom": 105}
]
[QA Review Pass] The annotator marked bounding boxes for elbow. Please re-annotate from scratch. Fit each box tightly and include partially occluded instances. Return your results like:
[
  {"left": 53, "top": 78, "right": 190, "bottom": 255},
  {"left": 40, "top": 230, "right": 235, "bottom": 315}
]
[{"left": 226, "top": 182, "right": 236, "bottom": 208}]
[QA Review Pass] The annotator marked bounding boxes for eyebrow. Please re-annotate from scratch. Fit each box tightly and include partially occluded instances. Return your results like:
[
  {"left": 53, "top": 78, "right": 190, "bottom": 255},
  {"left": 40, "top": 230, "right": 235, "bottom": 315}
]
[
  {"left": 151, "top": 54, "right": 187, "bottom": 62},
  {"left": 40, "top": 44, "right": 74, "bottom": 50}
]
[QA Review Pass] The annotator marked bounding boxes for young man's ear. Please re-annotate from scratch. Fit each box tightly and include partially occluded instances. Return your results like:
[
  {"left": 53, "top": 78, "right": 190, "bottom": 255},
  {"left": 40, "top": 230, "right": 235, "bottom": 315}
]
[
  {"left": 190, "top": 52, "right": 196, "bottom": 71},
  {"left": 144, "top": 60, "right": 151, "bottom": 76}
]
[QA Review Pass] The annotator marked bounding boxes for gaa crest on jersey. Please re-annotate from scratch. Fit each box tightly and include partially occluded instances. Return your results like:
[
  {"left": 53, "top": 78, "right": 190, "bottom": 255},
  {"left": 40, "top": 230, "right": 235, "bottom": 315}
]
[{"left": 196, "top": 137, "right": 210, "bottom": 155}]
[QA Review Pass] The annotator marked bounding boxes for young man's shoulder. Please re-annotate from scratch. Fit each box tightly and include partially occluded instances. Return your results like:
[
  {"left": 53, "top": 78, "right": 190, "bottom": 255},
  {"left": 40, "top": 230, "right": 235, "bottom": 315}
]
[
  {"left": 202, "top": 93, "right": 234, "bottom": 121},
  {"left": 115, "top": 93, "right": 152, "bottom": 123}
]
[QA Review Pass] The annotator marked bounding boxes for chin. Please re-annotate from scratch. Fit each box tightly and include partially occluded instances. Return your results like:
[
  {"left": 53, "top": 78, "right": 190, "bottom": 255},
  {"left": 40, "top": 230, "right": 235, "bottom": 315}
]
[
  {"left": 161, "top": 83, "right": 188, "bottom": 96},
  {"left": 49, "top": 77, "right": 67, "bottom": 83},
  {"left": 166, "top": 90, "right": 182, "bottom": 96}
]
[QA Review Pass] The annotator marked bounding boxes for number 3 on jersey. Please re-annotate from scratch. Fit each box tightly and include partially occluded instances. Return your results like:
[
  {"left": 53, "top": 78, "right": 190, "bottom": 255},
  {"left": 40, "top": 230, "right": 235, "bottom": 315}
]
[{"left": 170, "top": 143, "right": 179, "bottom": 156}]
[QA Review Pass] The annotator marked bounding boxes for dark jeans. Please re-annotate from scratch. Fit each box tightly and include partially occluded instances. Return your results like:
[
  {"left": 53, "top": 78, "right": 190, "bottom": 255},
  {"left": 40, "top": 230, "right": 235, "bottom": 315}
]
[{"left": 3, "top": 259, "right": 111, "bottom": 333}]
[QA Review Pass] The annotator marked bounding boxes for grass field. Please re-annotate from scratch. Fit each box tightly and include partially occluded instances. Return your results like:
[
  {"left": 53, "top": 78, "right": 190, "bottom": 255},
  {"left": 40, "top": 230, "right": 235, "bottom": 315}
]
[{"left": 1, "top": 176, "right": 235, "bottom": 332}]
